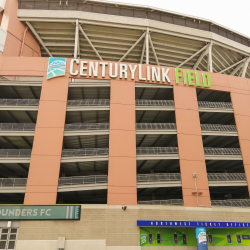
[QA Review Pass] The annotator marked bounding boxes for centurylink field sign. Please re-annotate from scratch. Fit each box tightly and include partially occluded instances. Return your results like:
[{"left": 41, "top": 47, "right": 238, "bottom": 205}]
[
  {"left": 0, "top": 205, "right": 80, "bottom": 220},
  {"left": 46, "top": 58, "right": 212, "bottom": 88}
]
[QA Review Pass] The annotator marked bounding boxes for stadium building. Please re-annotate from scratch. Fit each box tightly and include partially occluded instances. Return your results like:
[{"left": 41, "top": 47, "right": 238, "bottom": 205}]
[{"left": 0, "top": 0, "right": 250, "bottom": 249}]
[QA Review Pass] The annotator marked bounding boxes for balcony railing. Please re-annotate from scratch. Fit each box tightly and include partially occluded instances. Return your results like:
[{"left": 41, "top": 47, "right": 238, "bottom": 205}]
[
  {"left": 207, "top": 173, "right": 246, "bottom": 181},
  {"left": 0, "top": 123, "right": 237, "bottom": 132},
  {"left": 65, "top": 123, "right": 109, "bottom": 131},
  {"left": 204, "top": 147, "right": 241, "bottom": 155},
  {"left": 198, "top": 101, "right": 233, "bottom": 109},
  {"left": 67, "top": 99, "right": 110, "bottom": 106},
  {"left": 58, "top": 175, "right": 108, "bottom": 185},
  {"left": 0, "top": 149, "right": 31, "bottom": 157},
  {"left": 62, "top": 148, "right": 109, "bottom": 157},
  {"left": 136, "top": 123, "right": 176, "bottom": 130},
  {"left": 137, "top": 173, "right": 181, "bottom": 182},
  {"left": 211, "top": 199, "right": 250, "bottom": 207},
  {"left": 138, "top": 199, "right": 184, "bottom": 206},
  {"left": 0, "top": 99, "right": 233, "bottom": 110},
  {"left": 0, "top": 178, "right": 27, "bottom": 186},
  {"left": 0, "top": 99, "right": 39, "bottom": 106},
  {"left": 0, "top": 123, "right": 36, "bottom": 131},
  {"left": 201, "top": 124, "right": 237, "bottom": 132},
  {"left": 136, "top": 100, "right": 174, "bottom": 106},
  {"left": 136, "top": 147, "right": 178, "bottom": 155}
]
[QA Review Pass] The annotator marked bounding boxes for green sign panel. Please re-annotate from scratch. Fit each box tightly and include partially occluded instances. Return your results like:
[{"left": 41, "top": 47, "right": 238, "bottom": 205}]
[{"left": 0, "top": 205, "right": 80, "bottom": 220}]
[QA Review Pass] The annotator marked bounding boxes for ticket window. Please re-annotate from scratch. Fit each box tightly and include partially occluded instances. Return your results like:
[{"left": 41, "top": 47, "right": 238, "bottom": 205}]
[
  {"left": 208, "top": 234, "right": 213, "bottom": 244},
  {"left": 174, "top": 233, "right": 178, "bottom": 244},
  {"left": 236, "top": 234, "right": 242, "bottom": 244},
  {"left": 148, "top": 233, "right": 153, "bottom": 244},
  {"left": 227, "top": 234, "right": 232, "bottom": 244},
  {"left": 182, "top": 234, "right": 187, "bottom": 244},
  {"left": 157, "top": 234, "right": 161, "bottom": 244}
]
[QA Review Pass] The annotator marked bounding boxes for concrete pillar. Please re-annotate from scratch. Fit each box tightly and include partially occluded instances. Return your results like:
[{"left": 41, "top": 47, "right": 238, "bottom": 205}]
[
  {"left": 24, "top": 72, "right": 69, "bottom": 205},
  {"left": 107, "top": 79, "right": 137, "bottom": 205},
  {"left": 174, "top": 85, "right": 211, "bottom": 207},
  {"left": 230, "top": 77, "right": 250, "bottom": 195}
]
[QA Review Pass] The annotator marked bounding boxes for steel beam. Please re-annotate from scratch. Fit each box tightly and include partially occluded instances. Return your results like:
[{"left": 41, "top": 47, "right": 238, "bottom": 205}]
[
  {"left": 79, "top": 25, "right": 103, "bottom": 60},
  {"left": 119, "top": 31, "right": 146, "bottom": 62},
  {"left": 148, "top": 32, "right": 159, "bottom": 66},
  {"left": 140, "top": 37, "right": 146, "bottom": 64},
  {"left": 230, "top": 62, "right": 244, "bottom": 76},
  {"left": 178, "top": 44, "right": 208, "bottom": 68},
  {"left": 146, "top": 27, "right": 149, "bottom": 65},
  {"left": 241, "top": 57, "right": 250, "bottom": 78},
  {"left": 26, "top": 22, "right": 52, "bottom": 57},
  {"left": 74, "top": 19, "right": 79, "bottom": 58},
  {"left": 208, "top": 42, "right": 213, "bottom": 72},
  {"left": 193, "top": 45, "right": 209, "bottom": 70},
  {"left": 219, "top": 57, "right": 246, "bottom": 74}
]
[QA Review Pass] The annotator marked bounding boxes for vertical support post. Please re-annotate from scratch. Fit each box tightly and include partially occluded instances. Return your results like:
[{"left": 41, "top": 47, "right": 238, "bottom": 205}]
[
  {"left": 231, "top": 89, "right": 250, "bottom": 197},
  {"left": 208, "top": 42, "right": 213, "bottom": 72},
  {"left": 174, "top": 84, "right": 211, "bottom": 207},
  {"left": 24, "top": 67, "right": 69, "bottom": 205},
  {"left": 140, "top": 37, "right": 146, "bottom": 64},
  {"left": 146, "top": 27, "right": 149, "bottom": 65},
  {"left": 77, "top": 23, "right": 80, "bottom": 59},
  {"left": 108, "top": 80, "right": 137, "bottom": 205},
  {"left": 74, "top": 19, "right": 79, "bottom": 59}
]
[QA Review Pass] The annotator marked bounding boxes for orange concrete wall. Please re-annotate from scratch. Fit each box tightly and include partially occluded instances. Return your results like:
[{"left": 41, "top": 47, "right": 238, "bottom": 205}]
[
  {"left": 230, "top": 77, "right": 250, "bottom": 195},
  {"left": 108, "top": 80, "right": 137, "bottom": 205},
  {"left": 24, "top": 59, "right": 69, "bottom": 205},
  {"left": 0, "top": 57, "right": 250, "bottom": 206},
  {"left": 1, "top": 0, "right": 41, "bottom": 57},
  {"left": 174, "top": 84, "right": 211, "bottom": 207}
]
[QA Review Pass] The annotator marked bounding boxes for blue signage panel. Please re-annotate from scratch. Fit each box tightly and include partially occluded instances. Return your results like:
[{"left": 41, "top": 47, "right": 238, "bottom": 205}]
[
  {"left": 137, "top": 220, "right": 250, "bottom": 228},
  {"left": 196, "top": 228, "right": 208, "bottom": 250}
]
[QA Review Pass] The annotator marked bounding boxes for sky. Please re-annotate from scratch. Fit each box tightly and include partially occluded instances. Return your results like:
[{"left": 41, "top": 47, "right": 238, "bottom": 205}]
[{"left": 108, "top": 0, "right": 250, "bottom": 37}]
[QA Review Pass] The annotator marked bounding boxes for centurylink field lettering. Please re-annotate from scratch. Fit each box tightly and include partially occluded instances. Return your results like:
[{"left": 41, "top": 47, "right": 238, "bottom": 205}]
[
  {"left": 69, "top": 59, "right": 212, "bottom": 87},
  {"left": 0, "top": 205, "right": 80, "bottom": 220}
]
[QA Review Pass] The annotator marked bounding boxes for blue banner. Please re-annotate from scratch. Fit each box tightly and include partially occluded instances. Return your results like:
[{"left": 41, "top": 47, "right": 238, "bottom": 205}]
[
  {"left": 137, "top": 220, "right": 250, "bottom": 228},
  {"left": 196, "top": 228, "right": 208, "bottom": 250}
]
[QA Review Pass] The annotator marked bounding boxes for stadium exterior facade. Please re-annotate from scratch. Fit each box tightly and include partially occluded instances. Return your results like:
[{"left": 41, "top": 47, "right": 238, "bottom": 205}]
[{"left": 0, "top": 0, "right": 250, "bottom": 249}]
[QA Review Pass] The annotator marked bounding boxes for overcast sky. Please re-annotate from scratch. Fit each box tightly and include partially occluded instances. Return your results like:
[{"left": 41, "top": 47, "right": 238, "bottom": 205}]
[{"left": 109, "top": 0, "right": 250, "bottom": 37}]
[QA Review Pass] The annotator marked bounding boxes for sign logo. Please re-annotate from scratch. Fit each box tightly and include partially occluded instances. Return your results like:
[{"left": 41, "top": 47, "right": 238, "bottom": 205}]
[
  {"left": 47, "top": 57, "right": 66, "bottom": 79},
  {"left": 0, "top": 205, "right": 80, "bottom": 220}
]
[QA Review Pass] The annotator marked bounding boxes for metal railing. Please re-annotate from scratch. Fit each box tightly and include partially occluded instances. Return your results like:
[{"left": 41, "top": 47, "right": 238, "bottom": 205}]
[
  {"left": 65, "top": 123, "right": 109, "bottom": 131},
  {"left": 0, "top": 123, "right": 36, "bottom": 131},
  {"left": 0, "top": 99, "right": 233, "bottom": 110},
  {"left": 0, "top": 149, "right": 31, "bottom": 157},
  {"left": 207, "top": 173, "right": 246, "bottom": 181},
  {"left": 138, "top": 199, "right": 184, "bottom": 206},
  {"left": 137, "top": 173, "right": 181, "bottom": 182},
  {"left": 198, "top": 101, "right": 232, "bottom": 109},
  {"left": 0, "top": 99, "right": 39, "bottom": 106},
  {"left": 211, "top": 199, "right": 250, "bottom": 207},
  {"left": 136, "top": 123, "right": 176, "bottom": 130},
  {"left": 62, "top": 148, "right": 109, "bottom": 157},
  {"left": 0, "top": 178, "right": 27, "bottom": 187},
  {"left": 0, "top": 123, "right": 237, "bottom": 132},
  {"left": 67, "top": 99, "right": 110, "bottom": 106},
  {"left": 136, "top": 100, "right": 174, "bottom": 106},
  {"left": 204, "top": 147, "right": 241, "bottom": 155},
  {"left": 201, "top": 124, "right": 237, "bottom": 131},
  {"left": 58, "top": 175, "right": 108, "bottom": 185},
  {"left": 136, "top": 147, "right": 178, "bottom": 155}
]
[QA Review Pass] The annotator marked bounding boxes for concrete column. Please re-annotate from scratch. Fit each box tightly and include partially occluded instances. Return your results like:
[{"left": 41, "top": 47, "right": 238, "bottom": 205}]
[
  {"left": 24, "top": 73, "right": 69, "bottom": 205},
  {"left": 174, "top": 85, "right": 211, "bottom": 207},
  {"left": 107, "top": 79, "right": 137, "bottom": 205},
  {"left": 230, "top": 77, "right": 250, "bottom": 195}
]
